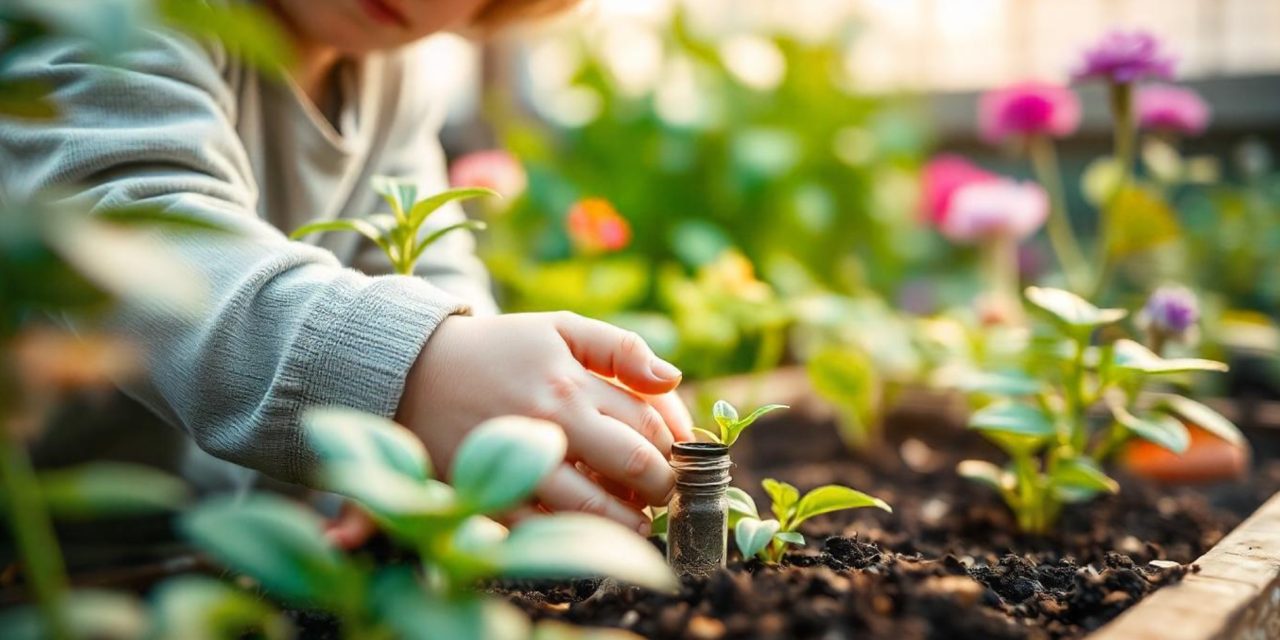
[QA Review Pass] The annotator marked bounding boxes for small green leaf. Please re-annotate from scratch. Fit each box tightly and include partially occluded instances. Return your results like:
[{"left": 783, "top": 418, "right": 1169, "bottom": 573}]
[
  {"left": 36, "top": 463, "right": 188, "bottom": 519},
  {"left": 496, "top": 514, "right": 677, "bottom": 591},
  {"left": 1114, "top": 406, "right": 1190, "bottom": 454},
  {"left": 1156, "top": 395, "right": 1247, "bottom": 448},
  {"left": 304, "top": 407, "right": 431, "bottom": 480},
  {"left": 1051, "top": 457, "right": 1119, "bottom": 494},
  {"left": 724, "top": 403, "right": 788, "bottom": 446},
  {"left": 180, "top": 495, "right": 356, "bottom": 606},
  {"left": 407, "top": 186, "right": 500, "bottom": 227},
  {"left": 649, "top": 510, "right": 668, "bottom": 536},
  {"left": 1112, "top": 339, "right": 1229, "bottom": 375},
  {"left": 452, "top": 515, "right": 510, "bottom": 557},
  {"left": 692, "top": 428, "right": 723, "bottom": 444},
  {"left": 289, "top": 217, "right": 390, "bottom": 253},
  {"left": 150, "top": 576, "right": 292, "bottom": 640},
  {"left": 410, "top": 220, "right": 488, "bottom": 262},
  {"left": 451, "top": 416, "right": 567, "bottom": 514},
  {"left": 712, "top": 399, "right": 738, "bottom": 439},
  {"left": 372, "top": 569, "right": 529, "bottom": 640},
  {"left": 734, "top": 517, "right": 780, "bottom": 560},
  {"left": 791, "top": 485, "right": 890, "bottom": 528},
  {"left": 775, "top": 531, "right": 805, "bottom": 546},
  {"left": 957, "top": 460, "right": 1012, "bottom": 493},
  {"left": 968, "top": 402, "right": 1056, "bottom": 438},
  {"left": 322, "top": 466, "right": 456, "bottom": 522},
  {"left": 1025, "top": 286, "right": 1127, "bottom": 329},
  {"left": 762, "top": 478, "right": 799, "bottom": 523},
  {"left": 727, "top": 487, "right": 759, "bottom": 520}
]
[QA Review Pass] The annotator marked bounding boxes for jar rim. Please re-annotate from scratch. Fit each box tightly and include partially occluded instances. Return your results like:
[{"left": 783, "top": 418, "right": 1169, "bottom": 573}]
[{"left": 672, "top": 442, "right": 729, "bottom": 458}]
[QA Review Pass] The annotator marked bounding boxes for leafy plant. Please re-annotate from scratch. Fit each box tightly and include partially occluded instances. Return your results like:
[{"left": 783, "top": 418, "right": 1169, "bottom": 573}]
[
  {"left": 291, "top": 176, "right": 496, "bottom": 276},
  {"left": 956, "top": 286, "right": 1244, "bottom": 534},
  {"left": 732, "top": 479, "right": 890, "bottom": 564},
  {"left": 182, "top": 409, "right": 674, "bottom": 639},
  {"left": 692, "top": 399, "right": 788, "bottom": 447}
]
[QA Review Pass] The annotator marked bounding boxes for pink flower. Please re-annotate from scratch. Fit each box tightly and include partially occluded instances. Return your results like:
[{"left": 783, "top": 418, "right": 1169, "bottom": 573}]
[
  {"left": 448, "top": 150, "right": 527, "bottom": 201},
  {"left": 567, "top": 198, "right": 631, "bottom": 253},
  {"left": 1136, "top": 84, "right": 1211, "bottom": 136},
  {"left": 920, "top": 155, "right": 999, "bottom": 225},
  {"left": 939, "top": 179, "right": 1049, "bottom": 244},
  {"left": 1072, "top": 30, "right": 1176, "bottom": 84},
  {"left": 979, "top": 82, "right": 1080, "bottom": 143}
]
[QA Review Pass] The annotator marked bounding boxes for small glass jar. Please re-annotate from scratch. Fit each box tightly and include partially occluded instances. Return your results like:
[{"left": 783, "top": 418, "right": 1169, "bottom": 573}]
[{"left": 666, "top": 442, "right": 731, "bottom": 579}]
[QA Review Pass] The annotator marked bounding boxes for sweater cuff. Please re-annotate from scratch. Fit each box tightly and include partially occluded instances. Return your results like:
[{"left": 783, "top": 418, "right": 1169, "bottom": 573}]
[{"left": 286, "top": 272, "right": 468, "bottom": 481}]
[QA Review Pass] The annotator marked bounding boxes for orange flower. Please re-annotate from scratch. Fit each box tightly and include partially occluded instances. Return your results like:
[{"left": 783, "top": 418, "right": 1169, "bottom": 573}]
[{"left": 567, "top": 198, "right": 631, "bottom": 254}]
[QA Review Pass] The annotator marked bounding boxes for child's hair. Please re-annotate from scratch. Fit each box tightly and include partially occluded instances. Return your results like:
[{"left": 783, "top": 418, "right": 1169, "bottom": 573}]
[{"left": 473, "top": 0, "right": 583, "bottom": 30}]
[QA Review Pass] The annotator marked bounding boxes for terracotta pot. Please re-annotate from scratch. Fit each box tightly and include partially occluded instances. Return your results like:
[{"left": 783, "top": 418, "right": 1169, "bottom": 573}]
[{"left": 1121, "top": 423, "right": 1250, "bottom": 484}]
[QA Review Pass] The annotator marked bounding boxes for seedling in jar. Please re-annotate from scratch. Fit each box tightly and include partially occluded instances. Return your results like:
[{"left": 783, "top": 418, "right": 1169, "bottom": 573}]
[
  {"left": 693, "top": 399, "right": 789, "bottom": 446},
  {"left": 732, "top": 479, "right": 890, "bottom": 564}
]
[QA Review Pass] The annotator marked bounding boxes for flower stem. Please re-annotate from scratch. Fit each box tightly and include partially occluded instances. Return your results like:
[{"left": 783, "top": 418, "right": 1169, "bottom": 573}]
[
  {"left": 1028, "top": 135, "right": 1089, "bottom": 293},
  {"left": 1092, "top": 82, "right": 1136, "bottom": 297}
]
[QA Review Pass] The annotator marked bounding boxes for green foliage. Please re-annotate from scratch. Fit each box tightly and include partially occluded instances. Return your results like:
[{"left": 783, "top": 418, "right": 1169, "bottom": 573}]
[
  {"left": 693, "top": 399, "right": 787, "bottom": 446},
  {"left": 806, "top": 346, "right": 881, "bottom": 448},
  {"left": 149, "top": 576, "right": 293, "bottom": 640},
  {"left": 33, "top": 463, "right": 188, "bottom": 519},
  {"left": 957, "top": 286, "right": 1244, "bottom": 534},
  {"left": 292, "top": 177, "right": 496, "bottom": 276},
  {"left": 733, "top": 479, "right": 889, "bottom": 564}
]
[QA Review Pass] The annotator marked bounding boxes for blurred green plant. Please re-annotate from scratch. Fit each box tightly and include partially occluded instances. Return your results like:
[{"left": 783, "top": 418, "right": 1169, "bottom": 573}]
[{"left": 955, "top": 286, "right": 1244, "bottom": 534}]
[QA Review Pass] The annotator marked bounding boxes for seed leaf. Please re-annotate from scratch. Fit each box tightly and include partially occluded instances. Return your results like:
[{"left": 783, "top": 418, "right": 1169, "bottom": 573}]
[
  {"left": 775, "top": 531, "right": 805, "bottom": 546},
  {"left": 712, "top": 400, "right": 738, "bottom": 438},
  {"left": 1156, "top": 395, "right": 1246, "bottom": 448},
  {"left": 734, "top": 517, "right": 780, "bottom": 560},
  {"left": 496, "top": 514, "right": 677, "bottom": 591},
  {"left": 791, "top": 485, "right": 891, "bottom": 528},
  {"left": 451, "top": 416, "right": 567, "bottom": 515},
  {"left": 727, "top": 487, "right": 759, "bottom": 527}
]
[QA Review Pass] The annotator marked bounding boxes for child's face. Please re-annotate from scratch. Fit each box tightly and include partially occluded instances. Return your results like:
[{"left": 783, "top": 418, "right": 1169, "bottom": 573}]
[{"left": 270, "top": 0, "right": 490, "bottom": 53}]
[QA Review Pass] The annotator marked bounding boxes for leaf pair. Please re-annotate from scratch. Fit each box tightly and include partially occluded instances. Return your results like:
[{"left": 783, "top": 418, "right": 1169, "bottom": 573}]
[
  {"left": 694, "top": 400, "right": 788, "bottom": 447},
  {"left": 733, "top": 479, "right": 890, "bottom": 563}
]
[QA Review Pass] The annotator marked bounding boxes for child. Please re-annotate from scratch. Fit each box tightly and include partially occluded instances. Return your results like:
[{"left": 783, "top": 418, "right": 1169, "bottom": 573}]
[{"left": 0, "top": 0, "right": 692, "bottom": 544}]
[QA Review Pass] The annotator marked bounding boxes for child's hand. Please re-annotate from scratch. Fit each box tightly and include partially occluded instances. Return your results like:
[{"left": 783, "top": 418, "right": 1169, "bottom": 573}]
[{"left": 396, "top": 312, "right": 693, "bottom": 534}]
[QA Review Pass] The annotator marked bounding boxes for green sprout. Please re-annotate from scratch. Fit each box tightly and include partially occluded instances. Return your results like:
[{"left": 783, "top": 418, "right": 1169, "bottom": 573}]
[
  {"left": 182, "top": 409, "right": 675, "bottom": 640},
  {"left": 291, "top": 176, "right": 496, "bottom": 276},
  {"left": 693, "top": 399, "right": 788, "bottom": 447},
  {"left": 957, "top": 286, "right": 1244, "bottom": 534},
  {"left": 732, "top": 480, "right": 890, "bottom": 564}
]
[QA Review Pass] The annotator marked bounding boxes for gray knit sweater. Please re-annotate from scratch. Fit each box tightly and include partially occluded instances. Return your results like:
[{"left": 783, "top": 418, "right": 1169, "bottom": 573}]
[{"left": 0, "top": 27, "right": 495, "bottom": 484}]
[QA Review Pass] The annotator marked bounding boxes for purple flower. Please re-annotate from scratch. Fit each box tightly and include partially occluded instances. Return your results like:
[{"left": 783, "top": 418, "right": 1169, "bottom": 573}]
[
  {"left": 1072, "top": 30, "right": 1176, "bottom": 84},
  {"left": 979, "top": 82, "right": 1081, "bottom": 143},
  {"left": 1137, "top": 84, "right": 1211, "bottom": 136},
  {"left": 939, "top": 179, "right": 1049, "bottom": 245},
  {"left": 1140, "top": 285, "right": 1200, "bottom": 338}
]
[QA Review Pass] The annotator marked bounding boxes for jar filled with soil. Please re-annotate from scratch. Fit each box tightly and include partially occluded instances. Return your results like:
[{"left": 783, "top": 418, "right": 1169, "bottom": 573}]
[{"left": 666, "top": 442, "right": 731, "bottom": 579}]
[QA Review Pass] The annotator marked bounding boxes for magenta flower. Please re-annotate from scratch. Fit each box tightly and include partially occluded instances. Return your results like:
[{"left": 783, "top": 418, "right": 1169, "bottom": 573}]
[
  {"left": 920, "top": 155, "right": 998, "bottom": 226},
  {"left": 1073, "top": 30, "right": 1176, "bottom": 84},
  {"left": 448, "top": 150, "right": 527, "bottom": 201},
  {"left": 1137, "top": 84, "right": 1210, "bottom": 136},
  {"left": 939, "top": 179, "right": 1049, "bottom": 245},
  {"left": 1139, "top": 285, "right": 1200, "bottom": 340},
  {"left": 979, "top": 82, "right": 1081, "bottom": 143}
]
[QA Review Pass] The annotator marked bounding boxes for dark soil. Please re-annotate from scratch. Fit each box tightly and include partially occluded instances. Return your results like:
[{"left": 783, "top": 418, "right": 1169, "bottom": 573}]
[{"left": 492, "top": 408, "right": 1280, "bottom": 640}]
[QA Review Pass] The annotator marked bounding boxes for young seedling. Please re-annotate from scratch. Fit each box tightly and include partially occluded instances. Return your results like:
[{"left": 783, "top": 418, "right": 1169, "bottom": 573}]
[
  {"left": 956, "top": 286, "right": 1243, "bottom": 534},
  {"left": 732, "top": 479, "right": 890, "bottom": 564},
  {"left": 291, "top": 176, "right": 496, "bottom": 276},
  {"left": 182, "top": 409, "right": 675, "bottom": 640},
  {"left": 694, "top": 399, "right": 789, "bottom": 447}
]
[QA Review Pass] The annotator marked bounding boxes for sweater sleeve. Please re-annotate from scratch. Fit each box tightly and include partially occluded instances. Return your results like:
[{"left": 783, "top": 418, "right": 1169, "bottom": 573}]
[{"left": 0, "top": 30, "right": 465, "bottom": 483}]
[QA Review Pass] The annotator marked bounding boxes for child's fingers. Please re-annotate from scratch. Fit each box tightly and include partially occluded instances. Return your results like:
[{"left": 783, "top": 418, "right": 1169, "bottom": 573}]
[
  {"left": 645, "top": 391, "right": 695, "bottom": 443},
  {"left": 552, "top": 312, "right": 682, "bottom": 395},
  {"left": 584, "top": 375, "right": 674, "bottom": 456},
  {"left": 536, "top": 463, "right": 651, "bottom": 535},
  {"left": 323, "top": 502, "right": 377, "bottom": 550},
  {"left": 561, "top": 407, "right": 675, "bottom": 506},
  {"left": 576, "top": 461, "right": 649, "bottom": 511}
]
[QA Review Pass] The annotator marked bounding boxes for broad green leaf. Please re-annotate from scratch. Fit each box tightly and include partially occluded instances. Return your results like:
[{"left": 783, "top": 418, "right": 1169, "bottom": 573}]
[
  {"left": 775, "top": 531, "right": 805, "bottom": 546},
  {"left": 0, "top": 590, "right": 145, "bottom": 640},
  {"left": 372, "top": 569, "right": 529, "bottom": 640},
  {"left": 1156, "top": 395, "right": 1247, "bottom": 448},
  {"left": 323, "top": 465, "right": 456, "bottom": 523},
  {"left": 727, "top": 487, "right": 759, "bottom": 520},
  {"left": 407, "top": 187, "right": 500, "bottom": 227},
  {"left": 723, "top": 403, "right": 787, "bottom": 447},
  {"left": 451, "top": 416, "right": 567, "bottom": 514},
  {"left": 150, "top": 576, "right": 292, "bottom": 640},
  {"left": 289, "top": 217, "right": 390, "bottom": 254},
  {"left": 495, "top": 514, "right": 677, "bottom": 591},
  {"left": 1025, "top": 286, "right": 1127, "bottom": 329},
  {"left": 1112, "top": 339, "right": 1229, "bottom": 375},
  {"left": 303, "top": 407, "right": 430, "bottom": 480},
  {"left": 734, "top": 517, "right": 780, "bottom": 559},
  {"left": 1051, "top": 457, "right": 1119, "bottom": 494},
  {"left": 692, "top": 428, "right": 723, "bottom": 444},
  {"left": 967, "top": 402, "right": 1056, "bottom": 439},
  {"left": 956, "top": 460, "right": 1013, "bottom": 493},
  {"left": 791, "top": 485, "right": 891, "bottom": 528},
  {"left": 1113, "top": 405, "right": 1190, "bottom": 454},
  {"left": 37, "top": 463, "right": 188, "bottom": 519},
  {"left": 181, "top": 494, "right": 356, "bottom": 605},
  {"left": 410, "top": 220, "right": 488, "bottom": 262},
  {"left": 761, "top": 478, "right": 799, "bottom": 523},
  {"left": 712, "top": 399, "right": 738, "bottom": 438}
]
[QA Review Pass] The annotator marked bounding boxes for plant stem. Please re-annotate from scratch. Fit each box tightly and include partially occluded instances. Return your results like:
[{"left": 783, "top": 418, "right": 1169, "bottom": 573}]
[
  {"left": 1028, "top": 136, "right": 1089, "bottom": 293},
  {"left": 1067, "top": 335, "right": 1089, "bottom": 454},
  {"left": 1092, "top": 82, "right": 1136, "bottom": 298}
]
